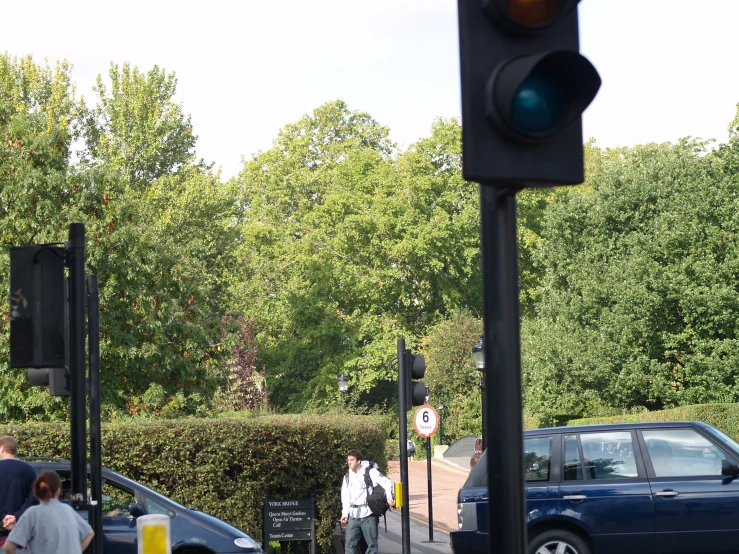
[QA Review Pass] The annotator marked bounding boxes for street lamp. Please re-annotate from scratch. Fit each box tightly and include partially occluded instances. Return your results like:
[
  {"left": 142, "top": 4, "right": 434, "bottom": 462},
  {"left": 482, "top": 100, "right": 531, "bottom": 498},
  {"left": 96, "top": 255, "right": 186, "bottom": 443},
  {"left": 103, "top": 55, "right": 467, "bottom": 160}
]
[
  {"left": 472, "top": 334, "right": 486, "bottom": 451},
  {"left": 337, "top": 372, "right": 349, "bottom": 405},
  {"left": 437, "top": 399, "right": 444, "bottom": 446}
]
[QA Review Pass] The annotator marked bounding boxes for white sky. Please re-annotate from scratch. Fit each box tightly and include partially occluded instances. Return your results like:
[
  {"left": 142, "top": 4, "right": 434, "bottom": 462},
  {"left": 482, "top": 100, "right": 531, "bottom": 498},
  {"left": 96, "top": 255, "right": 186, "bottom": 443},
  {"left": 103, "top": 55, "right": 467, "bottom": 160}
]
[{"left": 2, "top": 0, "right": 738, "bottom": 179}]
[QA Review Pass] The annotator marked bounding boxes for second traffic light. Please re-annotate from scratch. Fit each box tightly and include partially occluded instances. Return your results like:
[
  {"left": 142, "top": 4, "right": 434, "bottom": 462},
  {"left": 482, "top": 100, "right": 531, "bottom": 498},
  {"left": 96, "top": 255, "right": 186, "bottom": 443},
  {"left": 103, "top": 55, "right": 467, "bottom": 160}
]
[
  {"left": 405, "top": 349, "right": 426, "bottom": 410},
  {"left": 457, "top": 0, "right": 601, "bottom": 187}
]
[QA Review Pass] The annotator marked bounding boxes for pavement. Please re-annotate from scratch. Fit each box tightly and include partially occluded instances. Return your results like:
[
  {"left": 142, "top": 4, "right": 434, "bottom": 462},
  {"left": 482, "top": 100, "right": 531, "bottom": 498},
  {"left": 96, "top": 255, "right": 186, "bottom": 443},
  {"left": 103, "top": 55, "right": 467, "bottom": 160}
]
[{"left": 379, "top": 457, "right": 470, "bottom": 553}]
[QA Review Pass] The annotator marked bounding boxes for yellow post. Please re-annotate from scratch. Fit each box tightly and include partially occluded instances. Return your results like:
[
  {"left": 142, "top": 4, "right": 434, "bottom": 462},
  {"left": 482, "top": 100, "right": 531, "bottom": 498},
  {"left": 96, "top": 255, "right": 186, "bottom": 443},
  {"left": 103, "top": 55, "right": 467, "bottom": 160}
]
[
  {"left": 394, "top": 482, "right": 404, "bottom": 509},
  {"left": 137, "top": 514, "right": 171, "bottom": 554}
]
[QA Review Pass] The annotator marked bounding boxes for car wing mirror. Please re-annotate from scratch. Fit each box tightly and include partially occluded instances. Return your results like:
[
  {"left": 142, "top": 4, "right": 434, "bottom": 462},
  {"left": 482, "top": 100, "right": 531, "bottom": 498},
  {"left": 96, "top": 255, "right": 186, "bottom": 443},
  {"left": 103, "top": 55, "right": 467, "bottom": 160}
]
[
  {"left": 129, "top": 503, "right": 145, "bottom": 518},
  {"left": 721, "top": 459, "right": 739, "bottom": 476}
]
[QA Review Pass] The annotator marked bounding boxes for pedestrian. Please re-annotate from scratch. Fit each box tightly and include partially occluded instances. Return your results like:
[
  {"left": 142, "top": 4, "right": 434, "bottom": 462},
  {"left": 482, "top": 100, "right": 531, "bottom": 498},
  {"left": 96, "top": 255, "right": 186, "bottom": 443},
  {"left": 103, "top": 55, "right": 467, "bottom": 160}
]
[
  {"left": 3, "top": 470, "right": 94, "bottom": 554},
  {"left": 0, "top": 436, "right": 38, "bottom": 544},
  {"left": 340, "top": 448, "right": 394, "bottom": 554},
  {"left": 407, "top": 438, "right": 416, "bottom": 461}
]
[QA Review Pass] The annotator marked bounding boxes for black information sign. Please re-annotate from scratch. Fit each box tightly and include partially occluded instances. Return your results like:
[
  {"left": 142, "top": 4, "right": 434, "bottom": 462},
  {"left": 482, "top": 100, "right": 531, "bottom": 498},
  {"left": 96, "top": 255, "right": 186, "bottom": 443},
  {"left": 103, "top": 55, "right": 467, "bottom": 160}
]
[{"left": 263, "top": 498, "right": 316, "bottom": 553}]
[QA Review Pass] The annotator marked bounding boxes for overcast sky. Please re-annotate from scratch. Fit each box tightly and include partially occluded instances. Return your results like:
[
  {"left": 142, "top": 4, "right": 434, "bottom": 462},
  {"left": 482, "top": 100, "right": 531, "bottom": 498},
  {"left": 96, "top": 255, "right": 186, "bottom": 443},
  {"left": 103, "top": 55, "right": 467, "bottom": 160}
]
[{"left": 3, "top": 0, "right": 738, "bottom": 179}]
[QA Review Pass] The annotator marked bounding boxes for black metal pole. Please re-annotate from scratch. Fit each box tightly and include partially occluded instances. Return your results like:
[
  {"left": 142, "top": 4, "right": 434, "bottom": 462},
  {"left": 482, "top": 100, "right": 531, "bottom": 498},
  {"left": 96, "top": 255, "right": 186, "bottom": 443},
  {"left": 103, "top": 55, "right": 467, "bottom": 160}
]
[
  {"left": 439, "top": 408, "right": 443, "bottom": 446},
  {"left": 68, "top": 223, "right": 87, "bottom": 505},
  {"left": 397, "top": 338, "right": 410, "bottom": 554},
  {"left": 87, "top": 275, "right": 103, "bottom": 554},
  {"left": 479, "top": 185, "right": 526, "bottom": 554},
  {"left": 480, "top": 372, "right": 486, "bottom": 451},
  {"left": 426, "top": 437, "right": 433, "bottom": 542}
]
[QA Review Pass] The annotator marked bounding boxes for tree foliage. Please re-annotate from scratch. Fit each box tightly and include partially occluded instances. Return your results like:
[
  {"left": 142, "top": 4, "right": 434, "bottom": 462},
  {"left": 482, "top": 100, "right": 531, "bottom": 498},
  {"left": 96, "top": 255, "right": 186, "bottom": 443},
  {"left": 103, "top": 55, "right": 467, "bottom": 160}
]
[
  {"left": 230, "top": 102, "right": 482, "bottom": 410},
  {"left": 0, "top": 54, "right": 78, "bottom": 420},
  {"left": 523, "top": 137, "right": 739, "bottom": 420},
  {"left": 420, "top": 309, "right": 483, "bottom": 441}
]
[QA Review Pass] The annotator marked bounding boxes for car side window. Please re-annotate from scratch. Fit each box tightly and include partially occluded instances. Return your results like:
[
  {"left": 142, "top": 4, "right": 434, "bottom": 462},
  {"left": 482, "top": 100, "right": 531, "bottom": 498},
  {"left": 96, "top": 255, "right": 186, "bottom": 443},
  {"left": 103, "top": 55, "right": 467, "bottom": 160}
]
[
  {"left": 102, "top": 480, "right": 136, "bottom": 518},
  {"left": 643, "top": 429, "right": 726, "bottom": 477},
  {"left": 580, "top": 432, "right": 638, "bottom": 479},
  {"left": 564, "top": 435, "right": 583, "bottom": 481},
  {"left": 524, "top": 436, "right": 552, "bottom": 482},
  {"left": 53, "top": 471, "right": 76, "bottom": 502},
  {"left": 144, "top": 496, "right": 174, "bottom": 517}
]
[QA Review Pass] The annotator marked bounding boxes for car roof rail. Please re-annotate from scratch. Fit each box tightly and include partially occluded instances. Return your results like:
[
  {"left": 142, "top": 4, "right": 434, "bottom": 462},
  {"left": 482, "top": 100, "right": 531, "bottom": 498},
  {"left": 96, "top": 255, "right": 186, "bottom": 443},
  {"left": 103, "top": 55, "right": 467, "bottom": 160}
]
[{"left": 20, "top": 457, "right": 70, "bottom": 464}]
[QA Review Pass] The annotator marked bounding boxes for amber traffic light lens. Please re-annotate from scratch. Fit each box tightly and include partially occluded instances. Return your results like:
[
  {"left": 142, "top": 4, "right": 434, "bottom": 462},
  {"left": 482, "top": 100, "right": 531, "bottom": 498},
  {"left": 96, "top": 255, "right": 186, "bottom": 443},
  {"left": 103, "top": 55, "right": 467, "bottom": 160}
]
[{"left": 505, "top": 0, "right": 560, "bottom": 26}]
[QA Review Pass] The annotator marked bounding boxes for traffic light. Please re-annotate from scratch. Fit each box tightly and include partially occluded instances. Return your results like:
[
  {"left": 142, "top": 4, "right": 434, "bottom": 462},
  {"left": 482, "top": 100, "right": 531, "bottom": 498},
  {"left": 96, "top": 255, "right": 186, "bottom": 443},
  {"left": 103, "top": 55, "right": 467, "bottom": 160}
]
[
  {"left": 405, "top": 350, "right": 427, "bottom": 410},
  {"left": 457, "top": 0, "right": 601, "bottom": 186},
  {"left": 9, "top": 246, "right": 67, "bottom": 369}
]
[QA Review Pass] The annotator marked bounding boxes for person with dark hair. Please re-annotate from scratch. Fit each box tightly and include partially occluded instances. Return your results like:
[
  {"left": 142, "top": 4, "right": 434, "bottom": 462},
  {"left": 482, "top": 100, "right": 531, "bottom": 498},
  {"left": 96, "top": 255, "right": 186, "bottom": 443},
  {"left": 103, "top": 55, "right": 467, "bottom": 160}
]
[
  {"left": 4, "top": 471, "right": 94, "bottom": 554},
  {"left": 340, "top": 448, "right": 394, "bottom": 554},
  {"left": 0, "top": 436, "right": 37, "bottom": 542}
]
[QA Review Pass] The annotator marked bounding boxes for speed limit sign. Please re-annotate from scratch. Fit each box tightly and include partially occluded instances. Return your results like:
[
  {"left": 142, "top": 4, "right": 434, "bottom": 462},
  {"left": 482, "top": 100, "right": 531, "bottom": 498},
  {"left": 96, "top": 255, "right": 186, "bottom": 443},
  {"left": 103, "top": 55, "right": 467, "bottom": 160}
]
[{"left": 413, "top": 404, "right": 439, "bottom": 438}]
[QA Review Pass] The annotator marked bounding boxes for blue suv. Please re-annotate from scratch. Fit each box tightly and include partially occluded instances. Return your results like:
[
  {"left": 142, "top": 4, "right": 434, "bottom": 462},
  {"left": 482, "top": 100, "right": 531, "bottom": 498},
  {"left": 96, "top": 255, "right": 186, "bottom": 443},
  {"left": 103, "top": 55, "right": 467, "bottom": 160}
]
[{"left": 451, "top": 421, "right": 739, "bottom": 554}]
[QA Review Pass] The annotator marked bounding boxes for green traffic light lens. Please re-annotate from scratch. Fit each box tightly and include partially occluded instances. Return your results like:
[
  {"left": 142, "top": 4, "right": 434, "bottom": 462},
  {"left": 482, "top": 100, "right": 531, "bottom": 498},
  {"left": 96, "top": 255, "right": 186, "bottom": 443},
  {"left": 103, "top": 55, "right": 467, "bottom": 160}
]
[{"left": 509, "top": 74, "right": 565, "bottom": 134}]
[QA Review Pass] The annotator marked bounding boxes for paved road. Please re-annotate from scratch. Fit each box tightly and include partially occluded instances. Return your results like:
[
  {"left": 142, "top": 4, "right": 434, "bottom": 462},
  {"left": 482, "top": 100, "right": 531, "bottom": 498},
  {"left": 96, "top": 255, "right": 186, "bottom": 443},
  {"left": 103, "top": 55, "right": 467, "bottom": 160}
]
[{"left": 377, "top": 511, "right": 453, "bottom": 554}]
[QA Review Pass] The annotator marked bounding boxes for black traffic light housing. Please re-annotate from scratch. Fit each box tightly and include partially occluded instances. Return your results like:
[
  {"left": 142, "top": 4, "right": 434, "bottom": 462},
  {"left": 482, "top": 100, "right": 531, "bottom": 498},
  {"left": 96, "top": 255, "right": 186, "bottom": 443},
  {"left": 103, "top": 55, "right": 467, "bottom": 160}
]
[
  {"left": 405, "top": 350, "right": 427, "bottom": 410},
  {"left": 458, "top": 0, "right": 600, "bottom": 186},
  {"left": 9, "top": 246, "right": 67, "bottom": 369},
  {"left": 27, "top": 367, "right": 71, "bottom": 396}
]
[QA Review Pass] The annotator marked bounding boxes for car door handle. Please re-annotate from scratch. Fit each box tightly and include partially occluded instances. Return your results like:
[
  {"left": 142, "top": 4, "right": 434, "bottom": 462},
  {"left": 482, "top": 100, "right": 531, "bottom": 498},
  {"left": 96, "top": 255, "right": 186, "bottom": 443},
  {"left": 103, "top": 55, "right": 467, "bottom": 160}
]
[
  {"left": 655, "top": 490, "right": 679, "bottom": 497},
  {"left": 563, "top": 495, "right": 587, "bottom": 501}
]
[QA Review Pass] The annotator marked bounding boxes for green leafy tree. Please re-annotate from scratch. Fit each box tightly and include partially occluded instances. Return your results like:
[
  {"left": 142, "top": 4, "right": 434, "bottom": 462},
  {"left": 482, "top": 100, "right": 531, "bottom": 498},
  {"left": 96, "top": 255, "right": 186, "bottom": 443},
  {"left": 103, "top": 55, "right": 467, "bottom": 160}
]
[
  {"left": 81, "top": 62, "right": 201, "bottom": 187},
  {"left": 0, "top": 54, "right": 79, "bottom": 420},
  {"left": 420, "top": 309, "right": 483, "bottom": 442},
  {"left": 230, "top": 104, "right": 483, "bottom": 411},
  {"left": 523, "top": 137, "right": 739, "bottom": 420}
]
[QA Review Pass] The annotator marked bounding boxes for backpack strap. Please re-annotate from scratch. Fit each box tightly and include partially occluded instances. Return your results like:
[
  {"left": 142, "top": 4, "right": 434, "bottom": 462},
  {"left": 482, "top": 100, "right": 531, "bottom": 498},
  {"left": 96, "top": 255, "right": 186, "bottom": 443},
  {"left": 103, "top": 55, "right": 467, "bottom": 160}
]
[{"left": 364, "top": 467, "right": 373, "bottom": 491}]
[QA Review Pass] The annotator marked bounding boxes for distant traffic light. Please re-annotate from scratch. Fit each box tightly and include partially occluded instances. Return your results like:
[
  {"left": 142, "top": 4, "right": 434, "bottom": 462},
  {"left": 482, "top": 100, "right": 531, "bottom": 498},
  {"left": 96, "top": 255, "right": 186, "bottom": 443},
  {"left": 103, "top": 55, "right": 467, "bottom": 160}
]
[
  {"left": 405, "top": 350, "right": 426, "bottom": 410},
  {"left": 9, "top": 246, "right": 67, "bottom": 369},
  {"left": 457, "top": 0, "right": 600, "bottom": 186}
]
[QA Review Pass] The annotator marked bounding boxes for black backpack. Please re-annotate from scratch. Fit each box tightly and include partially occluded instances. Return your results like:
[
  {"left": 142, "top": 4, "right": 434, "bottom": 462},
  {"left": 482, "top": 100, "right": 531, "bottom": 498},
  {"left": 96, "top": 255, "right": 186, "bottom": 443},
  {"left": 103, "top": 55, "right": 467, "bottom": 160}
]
[{"left": 363, "top": 464, "right": 390, "bottom": 518}]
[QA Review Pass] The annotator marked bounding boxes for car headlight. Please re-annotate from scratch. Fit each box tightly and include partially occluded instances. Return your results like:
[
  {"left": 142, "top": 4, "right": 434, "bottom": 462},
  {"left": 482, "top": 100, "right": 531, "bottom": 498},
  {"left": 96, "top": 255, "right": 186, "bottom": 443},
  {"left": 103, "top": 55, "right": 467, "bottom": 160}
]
[
  {"left": 457, "top": 502, "right": 478, "bottom": 531},
  {"left": 234, "top": 537, "right": 262, "bottom": 551}
]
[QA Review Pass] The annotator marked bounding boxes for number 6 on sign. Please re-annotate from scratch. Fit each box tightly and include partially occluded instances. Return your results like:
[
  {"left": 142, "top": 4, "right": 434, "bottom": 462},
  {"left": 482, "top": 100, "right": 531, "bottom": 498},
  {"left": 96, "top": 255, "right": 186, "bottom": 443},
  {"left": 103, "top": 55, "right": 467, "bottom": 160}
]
[{"left": 413, "top": 405, "right": 439, "bottom": 438}]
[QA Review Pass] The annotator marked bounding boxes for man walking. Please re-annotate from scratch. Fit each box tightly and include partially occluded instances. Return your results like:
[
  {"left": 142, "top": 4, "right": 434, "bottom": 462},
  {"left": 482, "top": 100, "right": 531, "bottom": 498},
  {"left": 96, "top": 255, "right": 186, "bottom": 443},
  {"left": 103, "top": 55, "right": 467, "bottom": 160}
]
[
  {"left": 0, "top": 436, "right": 38, "bottom": 542},
  {"left": 340, "top": 449, "right": 394, "bottom": 554}
]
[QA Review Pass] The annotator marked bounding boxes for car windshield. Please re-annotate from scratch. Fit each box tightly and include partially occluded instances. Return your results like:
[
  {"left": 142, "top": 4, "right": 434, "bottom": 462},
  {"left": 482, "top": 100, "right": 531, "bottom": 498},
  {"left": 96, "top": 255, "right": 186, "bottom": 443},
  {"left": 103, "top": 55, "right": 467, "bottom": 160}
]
[{"left": 710, "top": 427, "right": 739, "bottom": 456}]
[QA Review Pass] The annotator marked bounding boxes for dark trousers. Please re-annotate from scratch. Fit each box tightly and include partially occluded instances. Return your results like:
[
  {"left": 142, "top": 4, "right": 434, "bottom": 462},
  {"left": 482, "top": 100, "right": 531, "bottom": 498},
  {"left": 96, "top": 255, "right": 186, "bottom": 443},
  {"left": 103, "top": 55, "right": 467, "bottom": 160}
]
[{"left": 346, "top": 515, "right": 378, "bottom": 554}]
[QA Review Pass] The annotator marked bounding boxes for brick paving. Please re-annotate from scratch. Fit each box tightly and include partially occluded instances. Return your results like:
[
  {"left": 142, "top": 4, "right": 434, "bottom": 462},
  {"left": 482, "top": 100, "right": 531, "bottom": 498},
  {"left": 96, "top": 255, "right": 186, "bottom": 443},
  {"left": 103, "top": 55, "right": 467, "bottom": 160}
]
[{"left": 386, "top": 458, "right": 469, "bottom": 534}]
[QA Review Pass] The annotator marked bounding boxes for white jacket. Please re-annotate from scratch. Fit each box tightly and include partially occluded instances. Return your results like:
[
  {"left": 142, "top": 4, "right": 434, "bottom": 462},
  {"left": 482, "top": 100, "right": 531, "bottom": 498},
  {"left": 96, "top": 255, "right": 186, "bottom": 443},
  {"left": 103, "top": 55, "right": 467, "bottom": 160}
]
[{"left": 341, "top": 462, "right": 394, "bottom": 519}]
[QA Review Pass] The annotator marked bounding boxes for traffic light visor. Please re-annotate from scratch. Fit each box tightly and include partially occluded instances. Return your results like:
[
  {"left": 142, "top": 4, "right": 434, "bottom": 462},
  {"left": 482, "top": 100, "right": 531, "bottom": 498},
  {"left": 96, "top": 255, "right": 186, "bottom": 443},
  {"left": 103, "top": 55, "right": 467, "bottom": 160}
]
[{"left": 488, "top": 50, "right": 601, "bottom": 141}]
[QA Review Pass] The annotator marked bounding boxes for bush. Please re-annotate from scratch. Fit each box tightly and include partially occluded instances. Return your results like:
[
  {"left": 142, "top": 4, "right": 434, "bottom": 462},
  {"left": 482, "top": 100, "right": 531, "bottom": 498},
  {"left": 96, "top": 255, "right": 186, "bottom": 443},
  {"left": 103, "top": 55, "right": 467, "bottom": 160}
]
[
  {"left": 567, "top": 403, "right": 739, "bottom": 441},
  {"left": 2, "top": 414, "right": 387, "bottom": 553}
]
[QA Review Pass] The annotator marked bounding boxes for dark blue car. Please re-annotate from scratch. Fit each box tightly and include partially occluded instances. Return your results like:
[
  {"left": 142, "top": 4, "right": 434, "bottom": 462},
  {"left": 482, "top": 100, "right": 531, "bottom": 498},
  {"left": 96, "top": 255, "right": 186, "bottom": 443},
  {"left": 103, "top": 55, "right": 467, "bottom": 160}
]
[
  {"left": 451, "top": 421, "right": 739, "bottom": 554},
  {"left": 25, "top": 459, "right": 262, "bottom": 554}
]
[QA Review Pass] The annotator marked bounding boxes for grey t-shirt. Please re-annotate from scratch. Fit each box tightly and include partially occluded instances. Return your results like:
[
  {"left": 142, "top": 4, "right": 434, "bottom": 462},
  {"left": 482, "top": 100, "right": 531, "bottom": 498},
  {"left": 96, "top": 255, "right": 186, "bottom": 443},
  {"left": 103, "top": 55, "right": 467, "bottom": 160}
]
[{"left": 7, "top": 498, "right": 91, "bottom": 554}]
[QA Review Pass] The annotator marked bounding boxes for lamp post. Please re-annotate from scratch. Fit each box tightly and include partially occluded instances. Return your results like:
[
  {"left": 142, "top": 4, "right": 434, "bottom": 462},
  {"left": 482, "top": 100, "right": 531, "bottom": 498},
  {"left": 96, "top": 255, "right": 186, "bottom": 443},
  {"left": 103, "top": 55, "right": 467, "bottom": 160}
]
[
  {"left": 437, "top": 399, "right": 444, "bottom": 446},
  {"left": 472, "top": 334, "right": 486, "bottom": 451},
  {"left": 337, "top": 372, "right": 349, "bottom": 405}
]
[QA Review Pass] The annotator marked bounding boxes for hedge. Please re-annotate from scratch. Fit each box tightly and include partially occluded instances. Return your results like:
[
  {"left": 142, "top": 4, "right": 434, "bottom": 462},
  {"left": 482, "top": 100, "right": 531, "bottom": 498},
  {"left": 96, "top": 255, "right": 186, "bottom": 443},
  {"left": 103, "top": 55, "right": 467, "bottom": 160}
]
[
  {"left": 1, "top": 414, "right": 387, "bottom": 553},
  {"left": 567, "top": 403, "right": 739, "bottom": 441}
]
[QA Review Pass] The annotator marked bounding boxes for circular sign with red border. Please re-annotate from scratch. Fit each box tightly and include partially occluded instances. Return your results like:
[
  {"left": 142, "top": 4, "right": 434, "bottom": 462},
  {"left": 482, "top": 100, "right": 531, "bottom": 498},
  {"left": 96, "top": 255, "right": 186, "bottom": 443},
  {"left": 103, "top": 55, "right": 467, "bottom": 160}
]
[{"left": 413, "top": 404, "right": 439, "bottom": 438}]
